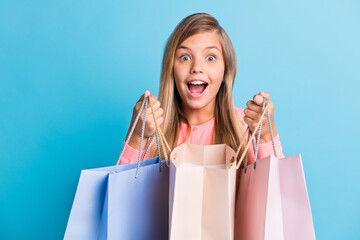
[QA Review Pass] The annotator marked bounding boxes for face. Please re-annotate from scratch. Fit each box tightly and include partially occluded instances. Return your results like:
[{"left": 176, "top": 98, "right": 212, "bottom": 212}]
[{"left": 173, "top": 31, "right": 225, "bottom": 111}]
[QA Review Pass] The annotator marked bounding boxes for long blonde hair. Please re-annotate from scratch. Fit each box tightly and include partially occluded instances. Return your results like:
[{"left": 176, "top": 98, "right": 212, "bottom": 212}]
[{"left": 148, "top": 13, "right": 246, "bottom": 160}]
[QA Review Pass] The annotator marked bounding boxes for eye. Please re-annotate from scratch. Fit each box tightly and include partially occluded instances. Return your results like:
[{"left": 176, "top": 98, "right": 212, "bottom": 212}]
[
  {"left": 180, "top": 55, "right": 191, "bottom": 61},
  {"left": 206, "top": 55, "right": 216, "bottom": 62}
]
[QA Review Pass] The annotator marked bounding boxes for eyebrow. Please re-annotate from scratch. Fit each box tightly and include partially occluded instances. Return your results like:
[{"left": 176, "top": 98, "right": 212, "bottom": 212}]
[{"left": 177, "top": 45, "right": 221, "bottom": 52}]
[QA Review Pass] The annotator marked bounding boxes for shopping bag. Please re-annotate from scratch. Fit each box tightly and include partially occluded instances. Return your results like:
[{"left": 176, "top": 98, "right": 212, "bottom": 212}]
[
  {"left": 64, "top": 158, "right": 168, "bottom": 240},
  {"left": 234, "top": 98, "right": 315, "bottom": 240},
  {"left": 97, "top": 157, "right": 169, "bottom": 239},
  {"left": 64, "top": 97, "right": 169, "bottom": 240},
  {"left": 168, "top": 143, "right": 237, "bottom": 240}
]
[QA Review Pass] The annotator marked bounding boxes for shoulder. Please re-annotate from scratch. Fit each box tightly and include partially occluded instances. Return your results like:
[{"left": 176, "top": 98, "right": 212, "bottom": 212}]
[
  {"left": 234, "top": 107, "right": 247, "bottom": 128},
  {"left": 234, "top": 107, "right": 245, "bottom": 118}
]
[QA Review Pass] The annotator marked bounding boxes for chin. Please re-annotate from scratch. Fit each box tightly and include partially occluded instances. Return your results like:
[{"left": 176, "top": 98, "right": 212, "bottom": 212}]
[{"left": 184, "top": 99, "right": 211, "bottom": 110}]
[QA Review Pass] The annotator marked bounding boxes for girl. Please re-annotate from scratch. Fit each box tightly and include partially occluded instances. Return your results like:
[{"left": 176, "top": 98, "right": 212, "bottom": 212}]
[{"left": 118, "top": 13, "right": 284, "bottom": 165}]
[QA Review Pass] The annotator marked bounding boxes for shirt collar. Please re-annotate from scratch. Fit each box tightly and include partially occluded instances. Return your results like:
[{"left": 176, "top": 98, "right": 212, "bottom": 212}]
[{"left": 180, "top": 117, "right": 215, "bottom": 130}]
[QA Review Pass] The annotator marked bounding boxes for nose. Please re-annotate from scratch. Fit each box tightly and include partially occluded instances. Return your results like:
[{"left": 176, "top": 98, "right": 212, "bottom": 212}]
[{"left": 190, "top": 59, "right": 203, "bottom": 74}]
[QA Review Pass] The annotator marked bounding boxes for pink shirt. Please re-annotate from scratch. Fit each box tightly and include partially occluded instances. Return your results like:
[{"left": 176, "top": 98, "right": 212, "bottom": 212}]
[{"left": 119, "top": 108, "right": 284, "bottom": 165}]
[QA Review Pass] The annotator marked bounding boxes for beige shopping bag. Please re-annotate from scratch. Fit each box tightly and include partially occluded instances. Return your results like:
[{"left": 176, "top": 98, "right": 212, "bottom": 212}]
[{"left": 168, "top": 143, "right": 237, "bottom": 240}]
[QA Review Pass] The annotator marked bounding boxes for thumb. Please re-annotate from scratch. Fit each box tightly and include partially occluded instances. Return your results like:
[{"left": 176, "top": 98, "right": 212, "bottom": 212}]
[
  {"left": 144, "top": 90, "right": 150, "bottom": 98},
  {"left": 139, "top": 90, "right": 150, "bottom": 102}
]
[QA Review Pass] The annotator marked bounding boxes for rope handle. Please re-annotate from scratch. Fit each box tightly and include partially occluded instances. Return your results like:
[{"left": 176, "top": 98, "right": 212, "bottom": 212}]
[
  {"left": 235, "top": 98, "right": 277, "bottom": 169},
  {"left": 116, "top": 98, "right": 148, "bottom": 166},
  {"left": 242, "top": 98, "right": 277, "bottom": 173},
  {"left": 116, "top": 97, "right": 163, "bottom": 178},
  {"left": 148, "top": 96, "right": 172, "bottom": 166}
]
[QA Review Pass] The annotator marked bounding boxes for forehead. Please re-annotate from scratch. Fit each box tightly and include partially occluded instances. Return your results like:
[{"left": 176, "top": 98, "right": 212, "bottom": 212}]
[{"left": 177, "top": 31, "right": 222, "bottom": 51}]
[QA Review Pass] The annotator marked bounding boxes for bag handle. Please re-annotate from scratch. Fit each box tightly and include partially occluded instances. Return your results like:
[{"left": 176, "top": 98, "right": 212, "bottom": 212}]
[
  {"left": 235, "top": 98, "right": 278, "bottom": 170},
  {"left": 243, "top": 130, "right": 256, "bottom": 172},
  {"left": 116, "top": 97, "right": 162, "bottom": 177},
  {"left": 148, "top": 96, "right": 172, "bottom": 167}
]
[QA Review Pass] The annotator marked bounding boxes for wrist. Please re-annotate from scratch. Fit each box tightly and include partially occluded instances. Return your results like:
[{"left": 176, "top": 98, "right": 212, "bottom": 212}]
[
  {"left": 259, "top": 130, "right": 278, "bottom": 144},
  {"left": 128, "top": 134, "right": 148, "bottom": 150}
]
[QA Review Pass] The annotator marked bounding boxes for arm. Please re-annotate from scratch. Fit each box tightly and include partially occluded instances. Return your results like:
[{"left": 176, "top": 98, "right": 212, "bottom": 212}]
[{"left": 118, "top": 140, "right": 149, "bottom": 165}]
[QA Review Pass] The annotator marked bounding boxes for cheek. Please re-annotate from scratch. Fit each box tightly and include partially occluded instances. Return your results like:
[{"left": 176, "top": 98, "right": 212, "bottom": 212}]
[
  {"left": 173, "top": 65, "right": 186, "bottom": 92},
  {"left": 174, "top": 63, "right": 188, "bottom": 85},
  {"left": 173, "top": 64, "right": 180, "bottom": 84},
  {"left": 209, "top": 64, "right": 225, "bottom": 84}
]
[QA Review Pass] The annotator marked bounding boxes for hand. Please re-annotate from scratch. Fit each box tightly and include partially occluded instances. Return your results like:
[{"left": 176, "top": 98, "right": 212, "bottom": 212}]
[
  {"left": 126, "top": 90, "right": 164, "bottom": 150},
  {"left": 243, "top": 91, "right": 278, "bottom": 144}
]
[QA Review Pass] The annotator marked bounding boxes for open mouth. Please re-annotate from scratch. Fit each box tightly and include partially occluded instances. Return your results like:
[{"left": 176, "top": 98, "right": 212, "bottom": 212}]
[{"left": 186, "top": 81, "right": 208, "bottom": 97}]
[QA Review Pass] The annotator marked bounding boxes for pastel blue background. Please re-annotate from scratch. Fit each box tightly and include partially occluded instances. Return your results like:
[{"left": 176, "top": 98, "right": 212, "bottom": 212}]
[{"left": 1, "top": 0, "right": 359, "bottom": 239}]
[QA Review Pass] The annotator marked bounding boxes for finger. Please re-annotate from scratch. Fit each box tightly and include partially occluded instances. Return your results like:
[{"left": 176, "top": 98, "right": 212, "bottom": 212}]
[
  {"left": 147, "top": 108, "right": 162, "bottom": 122},
  {"left": 149, "top": 94, "right": 157, "bottom": 104},
  {"left": 151, "top": 100, "right": 161, "bottom": 110},
  {"left": 157, "top": 116, "right": 164, "bottom": 125},
  {"left": 152, "top": 107, "right": 164, "bottom": 119},
  {"left": 243, "top": 116, "right": 256, "bottom": 130},
  {"left": 136, "top": 99, "right": 155, "bottom": 117},
  {"left": 244, "top": 116, "right": 267, "bottom": 136},
  {"left": 253, "top": 94, "right": 264, "bottom": 106},
  {"left": 244, "top": 108, "right": 259, "bottom": 120},
  {"left": 149, "top": 115, "right": 164, "bottom": 131},
  {"left": 134, "top": 100, "right": 144, "bottom": 112},
  {"left": 146, "top": 101, "right": 161, "bottom": 115},
  {"left": 246, "top": 100, "right": 262, "bottom": 113},
  {"left": 137, "top": 95, "right": 144, "bottom": 103},
  {"left": 259, "top": 91, "right": 270, "bottom": 100},
  {"left": 151, "top": 116, "right": 164, "bottom": 128}
]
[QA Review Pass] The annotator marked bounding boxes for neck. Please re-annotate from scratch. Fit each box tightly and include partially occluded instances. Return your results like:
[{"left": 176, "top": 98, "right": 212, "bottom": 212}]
[{"left": 181, "top": 100, "right": 216, "bottom": 126}]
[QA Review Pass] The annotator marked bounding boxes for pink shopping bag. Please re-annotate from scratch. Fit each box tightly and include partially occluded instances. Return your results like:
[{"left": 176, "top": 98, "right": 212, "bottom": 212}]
[
  {"left": 235, "top": 154, "right": 315, "bottom": 240},
  {"left": 234, "top": 98, "right": 315, "bottom": 240}
]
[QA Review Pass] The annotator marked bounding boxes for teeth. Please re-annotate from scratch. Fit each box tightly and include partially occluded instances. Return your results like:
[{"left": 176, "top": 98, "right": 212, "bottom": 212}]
[{"left": 188, "top": 81, "right": 206, "bottom": 85}]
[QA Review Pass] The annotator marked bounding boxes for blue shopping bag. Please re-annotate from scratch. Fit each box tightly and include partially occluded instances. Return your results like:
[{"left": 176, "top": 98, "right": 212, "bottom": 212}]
[
  {"left": 97, "top": 158, "right": 168, "bottom": 239},
  {"left": 64, "top": 97, "right": 169, "bottom": 239},
  {"left": 64, "top": 158, "right": 168, "bottom": 240}
]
